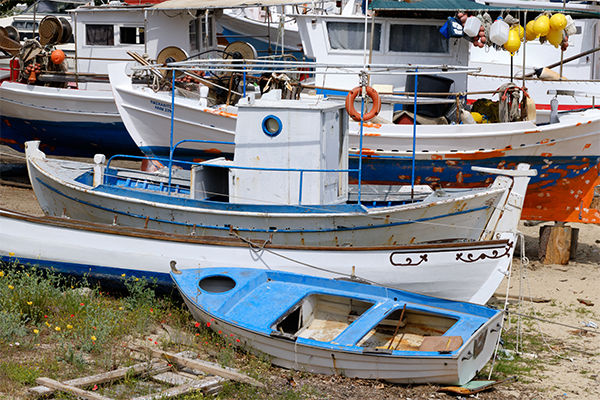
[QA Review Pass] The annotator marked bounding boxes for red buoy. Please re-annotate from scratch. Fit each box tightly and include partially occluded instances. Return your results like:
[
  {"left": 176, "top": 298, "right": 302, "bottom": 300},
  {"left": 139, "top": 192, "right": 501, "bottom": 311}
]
[{"left": 51, "top": 49, "right": 65, "bottom": 64}]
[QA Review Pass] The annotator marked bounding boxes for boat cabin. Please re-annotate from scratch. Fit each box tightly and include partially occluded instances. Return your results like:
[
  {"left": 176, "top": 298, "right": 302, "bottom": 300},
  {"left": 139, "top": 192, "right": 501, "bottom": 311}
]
[
  {"left": 67, "top": 1, "right": 216, "bottom": 88},
  {"left": 294, "top": 0, "right": 470, "bottom": 93},
  {"left": 191, "top": 91, "right": 349, "bottom": 206}
]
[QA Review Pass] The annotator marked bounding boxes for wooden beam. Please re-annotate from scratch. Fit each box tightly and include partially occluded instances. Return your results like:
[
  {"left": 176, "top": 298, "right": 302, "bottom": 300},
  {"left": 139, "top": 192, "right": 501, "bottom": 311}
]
[
  {"left": 131, "top": 376, "right": 224, "bottom": 400},
  {"left": 128, "top": 345, "right": 264, "bottom": 388},
  {"left": 492, "top": 292, "right": 550, "bottom": 303},
  {"left": 35, "top": 378, "right": 113, "bottom": 400},
  {"left": 29, "top": 361, "right": 170, "bottom": 397}
]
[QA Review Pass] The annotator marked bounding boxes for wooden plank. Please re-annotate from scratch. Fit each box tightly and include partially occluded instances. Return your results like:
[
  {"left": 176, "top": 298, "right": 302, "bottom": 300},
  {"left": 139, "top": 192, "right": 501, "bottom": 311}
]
[
  {"left": 492, "top": 292, "right": 550, "bottom": 303},
  {"left": 152, "top": 372, "right": 197, "bottom": 385},
  {"left": 128, "top": 344, "right": 264, "bottom": 388},
  {"left": 29, "top": 361, "right": 170, "bottom": 397},
  {"left": 130, "top": 376, "right": 224, "bottom": 400},
  {"left": 418, "top": 336, "right": 463, "bottom": 352},
  {"left": 35, "top": 377, "right": 114, "bottom": 400}
]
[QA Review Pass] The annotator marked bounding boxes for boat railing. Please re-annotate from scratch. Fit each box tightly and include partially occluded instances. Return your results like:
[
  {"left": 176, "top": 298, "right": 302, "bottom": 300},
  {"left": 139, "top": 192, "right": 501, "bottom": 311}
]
[
  {"left": 102, "top": 149, "right": 360, "bottom": 205},
  {"left": 134, "top": 61, "right": 479, "bottom": 202}
]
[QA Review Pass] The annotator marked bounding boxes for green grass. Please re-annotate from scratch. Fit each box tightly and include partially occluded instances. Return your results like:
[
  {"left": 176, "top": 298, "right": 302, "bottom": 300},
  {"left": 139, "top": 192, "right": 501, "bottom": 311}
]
[{"left": 0, "top": 262, "right": 332, "bottom": 399}]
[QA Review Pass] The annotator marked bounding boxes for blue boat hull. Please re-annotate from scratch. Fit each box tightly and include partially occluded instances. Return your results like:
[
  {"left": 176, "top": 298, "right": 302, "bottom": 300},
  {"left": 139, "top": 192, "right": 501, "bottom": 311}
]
[{"left": 1, "top": 116, "right": 141, "bottom": 158}]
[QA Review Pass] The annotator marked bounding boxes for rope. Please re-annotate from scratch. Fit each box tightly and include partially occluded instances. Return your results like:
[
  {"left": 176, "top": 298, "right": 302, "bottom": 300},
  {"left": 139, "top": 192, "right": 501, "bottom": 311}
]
[
  {"left": 228, "top": 230, "right": 380, "bottom": 284},
  {"left": 487, "top": 230, "right": 519, "bottom": 379},
  {"left": 0, "top": 151, "right": 26, "bottom": 161}
]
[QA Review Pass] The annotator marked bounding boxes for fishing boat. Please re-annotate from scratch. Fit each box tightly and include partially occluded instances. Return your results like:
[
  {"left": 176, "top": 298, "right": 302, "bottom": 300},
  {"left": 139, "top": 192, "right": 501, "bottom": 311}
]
[
  {"left": 0, "top": 206, "right": 520, "bottom": 304},
  {"left": 25, "top": 93, "right": 535, "bottom": 247},
  {"left": 171, "top": 266, "right": 504, "bottom": 384},
  {"left": 113, "top": 1, "right": 600, "bottom": 224},
  {"left": 294, "top": 1, "right": 600, "bottom": 224},
  {"left": 0, "top": 0, "right": 218, "bottom": 157}
]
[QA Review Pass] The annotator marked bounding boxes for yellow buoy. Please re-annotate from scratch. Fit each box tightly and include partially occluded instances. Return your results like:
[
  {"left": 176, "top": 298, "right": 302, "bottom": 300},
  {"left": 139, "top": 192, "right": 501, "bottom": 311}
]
[
  {"left": 512, "top": 25, "right": 525, "bottom": 40},
  {"left": 546, "top": 28, "right": 563, "bottom": 47},
  {"left": 525, "top": 20, "right": 537, "bottom": 41},
  {"left": 534, "top": 15, "right": 550, "bottom": 37},
  {"left": 504, "top": 29, "right": 521, "bottom": 54},
  {"left": 471, "top": 112, "right": 483, "bottom": 123},
  {"left": 550, "top": 13, "right": 567, "bottom": 31}
]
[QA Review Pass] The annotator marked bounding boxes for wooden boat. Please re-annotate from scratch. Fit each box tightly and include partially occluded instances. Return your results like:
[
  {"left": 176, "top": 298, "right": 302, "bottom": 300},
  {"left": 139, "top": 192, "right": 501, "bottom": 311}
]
[
  {"left": 25, "top": 94, "right": 535, "bottom": 248},
  {"left": 171, "top": 266, "right": 504, "bottom": 384},
  {"left": 0, "top": 207, "right": 520, "bottom": 304}
]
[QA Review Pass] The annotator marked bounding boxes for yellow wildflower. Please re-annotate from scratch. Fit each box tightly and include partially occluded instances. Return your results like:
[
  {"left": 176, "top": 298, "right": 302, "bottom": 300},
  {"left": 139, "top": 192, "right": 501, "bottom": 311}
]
[
  {"left": 121, "top": 273, "right": 126, "bottom": 277},
  {"left": 8, "top": 285, "right": 14, "bottom": 290},
  {"left": 55, "top": 327, "right": 61, "bottom": 332},
  {"left": 8, "top": 252, "right": 14, "bottom": 256},
  {"left": 45, "top": 322, "right": 50, "bottom": 327},
  {"left": 0, "top": 271, "right": 3, "bottom": 277},
  {"left": 67, "top": 325, "right": 73, "bottom": 329},
  {"left": 33, "top": 329, "right": 39, "bottom": 334},
  {"left": 135, "top": 278, "right": 139, "bottom": 281},
  {"left": 91, "top": 335, "right": 97, "bottom": 341},
  {"left": 27, "top": 301, "right": 33, "bottom": 306}
]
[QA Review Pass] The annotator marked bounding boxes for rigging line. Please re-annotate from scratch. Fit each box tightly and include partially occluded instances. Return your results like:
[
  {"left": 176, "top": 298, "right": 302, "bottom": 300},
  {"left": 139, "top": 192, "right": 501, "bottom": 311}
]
[
  {"left": 520, "top": 254, "right": 578, "bottom": 361},
  {"left": 0, "top": 151, "right": 26, "bottom": 160},
  {"left": 504, "top": 309, "right": 598, "bottom": 336},
  {"left": 488, "top": 231, "right": 520, "bottom": 380},
  {"left": 230, "top": 230, "right": 381, "bottom": 285}
]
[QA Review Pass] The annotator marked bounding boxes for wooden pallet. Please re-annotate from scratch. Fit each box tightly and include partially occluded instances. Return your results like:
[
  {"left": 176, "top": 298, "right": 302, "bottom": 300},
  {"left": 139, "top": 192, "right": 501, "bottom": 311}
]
[{"left": 29, "top": 345, "right": 262, "bottom": 399}]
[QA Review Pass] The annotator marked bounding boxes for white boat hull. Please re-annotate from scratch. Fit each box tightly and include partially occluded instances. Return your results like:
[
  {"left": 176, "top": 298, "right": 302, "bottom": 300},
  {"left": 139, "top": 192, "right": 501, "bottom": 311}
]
[
  {"left": 0, "top": 208, "right": 517, "bottom": 304},
  {"left": 26, "top": 139, "right": 525, "bottom": 248}
]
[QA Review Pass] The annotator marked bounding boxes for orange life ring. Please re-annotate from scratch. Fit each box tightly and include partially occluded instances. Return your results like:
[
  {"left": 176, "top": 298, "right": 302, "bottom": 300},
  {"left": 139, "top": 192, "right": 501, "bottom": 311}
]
[{"left": 345, "top": 86, "right": 381, "bottom": 122}]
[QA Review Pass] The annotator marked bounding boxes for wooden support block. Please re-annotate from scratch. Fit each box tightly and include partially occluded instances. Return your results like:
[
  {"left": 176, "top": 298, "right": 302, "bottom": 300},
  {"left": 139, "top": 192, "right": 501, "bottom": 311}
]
[
  {"left": 569, "top": 227, "right": 579, "bottom": 260},
  {"left": 539, "top": 225, "right": 577, "bottom": 265}
]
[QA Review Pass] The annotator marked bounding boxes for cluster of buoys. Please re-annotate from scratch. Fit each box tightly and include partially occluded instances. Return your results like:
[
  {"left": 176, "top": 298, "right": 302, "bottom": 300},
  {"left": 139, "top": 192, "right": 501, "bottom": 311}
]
[
  {"left": 24, "top": 63, "right": 42, "bottom": 83},
  {"left": 456, "top": 11, "right": 573, "bottom": 55},
  {"left": 176, "top": 72, "right": 202, "bottom": 84},
  {"left": 526, "top": 12, "right": 572, "bottom": 51},
  {"left": 458, "top": 12, "right": 487, "bottom": 47}
]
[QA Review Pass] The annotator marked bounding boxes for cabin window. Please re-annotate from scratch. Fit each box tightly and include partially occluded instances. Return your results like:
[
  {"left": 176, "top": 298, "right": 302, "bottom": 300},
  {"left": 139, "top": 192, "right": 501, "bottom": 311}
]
[
  {"left": 11, "top": 21, "right": 37, "bottom": 31},
  {"left": 190, "top": 15, "right": 214, "bottom": 53},
  {"left": 389, "top": 24, "right": 448, "bottom": 54},
  {"left": 86, "top": 24, "right": 114, "bottom": 46},
  {"left": 120, "top": 26, "right": 145, "bottom": 45},
  {"left": 327, "top": 22, "right": 381, "bottom": 51}
]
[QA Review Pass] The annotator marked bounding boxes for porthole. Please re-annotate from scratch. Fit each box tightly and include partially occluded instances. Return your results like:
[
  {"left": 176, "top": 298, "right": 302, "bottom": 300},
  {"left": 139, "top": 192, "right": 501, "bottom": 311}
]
[
  {"left": 199, "top": 275, "right": 236, "bottom": 293},
  {"left": 262, "top": 115, "right": 282, "bottom": 137}
]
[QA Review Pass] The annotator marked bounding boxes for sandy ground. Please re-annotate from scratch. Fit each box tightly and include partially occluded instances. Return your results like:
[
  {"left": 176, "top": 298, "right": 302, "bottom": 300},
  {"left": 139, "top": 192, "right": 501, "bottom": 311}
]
[{"left": 1, "top": 145, "right": 598, "bottom": 398}]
